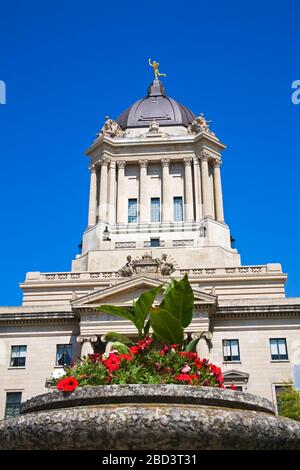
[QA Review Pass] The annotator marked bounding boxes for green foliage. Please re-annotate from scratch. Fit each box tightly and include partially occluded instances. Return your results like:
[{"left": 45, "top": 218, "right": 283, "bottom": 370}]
[
  {"left": 104, "top": 332, "right": 134, "bottom": 345},
  {"left": 99, "top": 275, "right": 195, "bottom": 347},
  {"left": 277, "top": 386, "right": 300, "bottom": 422},
  {"left": 110, "top": 342, "right": 130, "bottom": 354},
  {"left": 185, "top": 335, "right": 202, "bottom": 352},
  {"left": 99, "top": 286, "right": 162, "bottom": 339}
]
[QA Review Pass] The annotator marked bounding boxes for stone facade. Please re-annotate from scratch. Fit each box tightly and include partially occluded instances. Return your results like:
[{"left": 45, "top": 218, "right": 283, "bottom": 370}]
[{"left": 0, "top": 77, "right": 299, "bottom": 421}]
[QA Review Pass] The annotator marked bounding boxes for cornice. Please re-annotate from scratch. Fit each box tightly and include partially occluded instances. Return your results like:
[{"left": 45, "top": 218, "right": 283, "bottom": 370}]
[
  {"left": 213, "top": 303, "right": 300, "bottom": 319},
  {"left": 0, "top": 312, "right": 79, "bottom": 326}
]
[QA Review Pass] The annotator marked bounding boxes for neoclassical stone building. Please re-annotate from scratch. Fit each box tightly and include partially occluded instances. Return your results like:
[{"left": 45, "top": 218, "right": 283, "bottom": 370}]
[{"left": 1, "top": 74, "right": 299, "bottom": 420}]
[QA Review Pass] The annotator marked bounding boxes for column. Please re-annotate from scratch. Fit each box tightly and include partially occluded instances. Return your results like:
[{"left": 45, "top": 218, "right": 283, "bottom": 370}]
[
  {"left": 184, "top": 157, "right": 194, "bottom": 222},
  {"left": 98, "top": 158, "right": 109, "bottom": 221},
  {"left": 213, "top": 159, "right": 225, "bottom": 223},
  {"left": 117, "top": 161, "right": 127, "bottom": 224},
  {"left": 77, "top": 336, "right": 98, "bottom": 357},
  {"left": 108, "top": 160, "right": 116, "bottom": 225},
  {"left": 139, "top": 159, "right": 148, "bottom": 223},
  {"left": 161, "top": 158, "right": 171, "bottom": 222},
  {"left": 88, "top": 164, "right": 97, "bottom": 226},
  {"left": 200, "top": 152, "right": 213, "bottom": 218},
  {"left": 193, "top": 157, "right": 202, "bottom": 221}
]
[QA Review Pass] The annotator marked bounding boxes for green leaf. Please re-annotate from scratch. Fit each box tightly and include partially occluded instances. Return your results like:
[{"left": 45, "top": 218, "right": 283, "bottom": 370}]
[
  {"left": 110, "top": 342, "right": 130, "bottom": 354},
  {"left": 150, "top": 308, "right": 183, "bottom": 345},
  {"left": 104, "top": 332, "right": 134, "bottom": 345},
  {"left": 163, "top": 278, "right": 177, "bottom": 296},
  {"left": 133, "top": 286, "right": 162, "bottom": 335},
  {"left": 97, "top": 305, "right": 135, "bottom": 322},
  {"left": 185, "top": 336, "right": 202, "bottom": 352},
  {"left": 159, "top": 273, "right": 194, "bottom": 328},
  {"left": 144, "top": 319, "right": 151, "bottom": 336}
]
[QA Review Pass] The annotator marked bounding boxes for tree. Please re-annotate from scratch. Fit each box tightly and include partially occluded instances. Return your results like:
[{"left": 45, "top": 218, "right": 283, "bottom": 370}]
[{"left": 277, "top": 386, "right": 300, "bottom": 422}]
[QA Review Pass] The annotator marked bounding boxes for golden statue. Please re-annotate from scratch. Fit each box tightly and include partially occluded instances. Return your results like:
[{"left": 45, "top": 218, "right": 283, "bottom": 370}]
[{"left": 149, "top": 58, "right": 166, "bottom": 80}]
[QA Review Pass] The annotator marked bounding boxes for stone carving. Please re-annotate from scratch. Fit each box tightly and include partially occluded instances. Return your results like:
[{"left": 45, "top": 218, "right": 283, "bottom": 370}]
[
  {"left": 118, "top": 255, "right": 136, "bottom": 277},
  {"left": 97, "top": 116, "right": 124, "bottom": 139},
  {"left": 158, "top": 253, "right": 174, "bottom": 276},
  {"left": 149, "top": 58, "right": 166, "bottom": 80},
  {"left": 188, "top": 113, "right": 215, "bottom": 135},
  {"left": 118, "top": 253, "right": 175, "bottom": 277},
  {"left": 149, "top": 120, "right": 160, "bottom": 133}
]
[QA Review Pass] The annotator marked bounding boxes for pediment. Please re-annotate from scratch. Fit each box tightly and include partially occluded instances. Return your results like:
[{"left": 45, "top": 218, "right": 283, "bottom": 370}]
[
  {"left": 71, "top": 275, "right": 217, "bottom": 312},
  {"left": 223, "top": 370, "right": 249, "bottom": 381}
]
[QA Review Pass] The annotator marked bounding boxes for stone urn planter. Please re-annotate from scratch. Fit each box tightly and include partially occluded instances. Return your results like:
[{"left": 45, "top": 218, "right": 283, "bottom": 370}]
[{"left": 1, "top": 384, "right": 300, "bottom": 450}]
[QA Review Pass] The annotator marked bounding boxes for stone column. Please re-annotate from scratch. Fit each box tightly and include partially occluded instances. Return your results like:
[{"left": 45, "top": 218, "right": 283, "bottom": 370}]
[
  {"left": 117, "top": 161, "right": 127, "bottom": 224},
  {"left": 193, "top": 157, "right": 202, "bottom": 221},
  {"left": 98, "top": 158, "right": 109, "bottom": 221},
  {"left": 139, "top": 159, "right": 148, "bottom": 223},
  {"left": 200, "top": 152, "right": 213, "bottom": 218},
  {"left": 108, "top": 160, "right": 116, "bottom": 225},
  {"left": 213, "top": 159, "right": 225, "bottom": 223},
  {"left": 184, "top": 157, "right": 194, "bottom": 222},
  {"left": 77, "top": 335, "right": 98, "bottom": 357},
  {"left": 88, "top": 164, "right": 97, "bottom": 226},
  {"left": 161, "top": 158, "right": 171, "bottom": 223}
]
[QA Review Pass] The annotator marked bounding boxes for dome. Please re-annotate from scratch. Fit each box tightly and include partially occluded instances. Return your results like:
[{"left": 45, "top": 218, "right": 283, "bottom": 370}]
[{"left": 116, "top": 79, "right": 195, "bottom": 130}]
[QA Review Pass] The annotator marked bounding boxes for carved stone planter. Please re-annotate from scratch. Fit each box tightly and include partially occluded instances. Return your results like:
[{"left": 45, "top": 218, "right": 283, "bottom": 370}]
[{"left": 0, "top": 385, "right": 300, "bottom": 450}]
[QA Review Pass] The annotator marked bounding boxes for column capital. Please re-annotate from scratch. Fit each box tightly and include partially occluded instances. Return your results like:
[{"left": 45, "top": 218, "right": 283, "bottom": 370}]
[
  {"left": 213, "top": 159, "right": 222, "bottom": 168},
  {"left": 89, "top": 163, "right": 97, "bottom": 173},
  {"left": 100, "top": 157, "right": 110, "bottom": 167},
  {"left": 76, "top": 335, "right": 98, "bottom": 344},
  {"left": 200, "top": 151, "right": 210, "bottom": 162},
  {"left": 184, "top": 157, "right": 193, "bottom": 166},
  {"left": 109, "top": 160, "right": 116, "bottom": 169},
  {"left": 139, "top": 159, "right": 148, "bottom": 168},
  {"left": 161, "top": 158, "right": 170, "bottom": 167},
  {"left": 117, "top": 160, "right": 126, "bottom": 169}
]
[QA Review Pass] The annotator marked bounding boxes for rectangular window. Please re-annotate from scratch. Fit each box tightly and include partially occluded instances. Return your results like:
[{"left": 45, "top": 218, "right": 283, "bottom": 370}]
[
  {"left": 151, "top": 198, "right": 160, "bottom": 223},
  {"left": 128, "top": 198, "right": 138, "bottom": 223},
  {"left": 10, "top": 345, "right": 27, "bottom": 367},
  {"left": 270, "top": 338, "right": 288, "bottom": 360},
  {"left": 150, "top": 238, "right": 160, "bottom": 247},
  {"left": 5, "top": 392, "right": 22, "bottom": 419},
  {"left": 56, "top": 344, "right": 73, "bottom": 366},
  {"left": 223, "top": 339, "right": 240, "bottom": 362},
  {"left": 173, "top": 196, "right": 183, "bottom": 222}
]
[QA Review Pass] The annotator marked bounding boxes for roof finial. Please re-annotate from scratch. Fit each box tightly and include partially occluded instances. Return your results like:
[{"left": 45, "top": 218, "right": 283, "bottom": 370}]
[{"left": 148, "top": 58, "right": 166, "bottom": 80}]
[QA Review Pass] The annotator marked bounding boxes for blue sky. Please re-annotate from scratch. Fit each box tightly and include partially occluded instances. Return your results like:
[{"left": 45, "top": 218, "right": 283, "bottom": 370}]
[{"left": 0, "top": 0, "right": 299, "bottom": 305}]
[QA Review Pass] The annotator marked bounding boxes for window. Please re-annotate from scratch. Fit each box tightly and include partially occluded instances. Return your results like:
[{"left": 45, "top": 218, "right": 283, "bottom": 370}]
[
  {"left": 173, "top": 196, "right": 183, "bottom": 222},
  {"left": 150, "top": 238, "right": 160, "bottom": 247},
  {"left": 128, "top": 198, "right": 138, "bottom": 223},
  {"left": 5, "top": 392, "right": 22, "bottom": 419},
  {"left": 270, "top": 338, "right": 288, "bottom": 360},
  {"left": 56, "top": 344, "right": 73, "bottom": 366},
  {"left": 10, "top": 346, "right": 27, "bottom": 367},
  {"left": 223, "top": 339, "right": 240, "bottom": 362},
  {"left": 151, "top": 198, "right": 160, "bottom": 223}
]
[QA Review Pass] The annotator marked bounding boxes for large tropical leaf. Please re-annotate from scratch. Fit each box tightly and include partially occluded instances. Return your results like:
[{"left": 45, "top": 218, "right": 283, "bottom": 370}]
[
  {"left": 104, "top": 332, "right": 134, "bottom": 345},
  {"left": 159, "top": 273, "right": 194, "bottom": 328},
  {"left": 150, "top": 308, "right": 183, "bottom": 345},
  {"left": 185, "top": 335, "right": 202, "bottom": 352},
  {"left": 97, "top": 305, "right": 135, "bottom": 322},
  {"left": 133, "top": 285, "right": 162, "bottom": 335}
]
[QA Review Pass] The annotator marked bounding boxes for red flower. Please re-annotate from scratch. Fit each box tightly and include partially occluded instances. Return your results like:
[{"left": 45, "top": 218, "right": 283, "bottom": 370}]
[
  {"left": 159, "top": 345, "right": 169, "bottom": 356},
  {"left": 171, "top": 344, "right": 179, "bottom": 350},
  {"left": 129, "top": 346, "right": 140, "bottom": 355},
  {"left": 88, "top": 353, "right": 102, "bottom": 363},
  {"left": 119, "top": 354, "right": 133, "bottom": 362},
  {"left": 136, "top": 337, "right": 153, "bottom": 350},
  {"left": 57, "top": 376, "right": 78, "bottom": 392},
  {"left": 230, "top": 384, "right": 237, "bottom": 391},
  {"left": 103, "top": 353, "right": 121, "bottom": 373},
  {"left": 175, "top": 373, "right": 192, "bottom": 382}
]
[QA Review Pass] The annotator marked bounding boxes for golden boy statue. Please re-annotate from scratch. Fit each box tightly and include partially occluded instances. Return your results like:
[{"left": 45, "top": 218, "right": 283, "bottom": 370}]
[{"left": 149, "top": 59, "right": 166, "bottom": 79}]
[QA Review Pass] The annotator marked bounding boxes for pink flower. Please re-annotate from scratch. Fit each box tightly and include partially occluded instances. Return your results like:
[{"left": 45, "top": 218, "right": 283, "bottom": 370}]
[{"left": 181, "top": 365, "right": 191, "bottom": 373}]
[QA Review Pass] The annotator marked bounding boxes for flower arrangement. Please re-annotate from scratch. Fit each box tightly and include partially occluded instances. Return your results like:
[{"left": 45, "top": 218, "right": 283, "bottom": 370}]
[{"left": 55, "top": 275, "right": 237, "bottom": 392}]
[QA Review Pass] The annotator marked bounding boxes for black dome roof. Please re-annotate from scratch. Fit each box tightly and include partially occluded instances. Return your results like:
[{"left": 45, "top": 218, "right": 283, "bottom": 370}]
[{"left": 116, "top": 80, "right": 195, "bottom": 130}]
